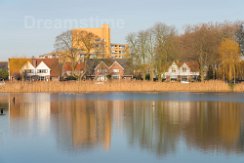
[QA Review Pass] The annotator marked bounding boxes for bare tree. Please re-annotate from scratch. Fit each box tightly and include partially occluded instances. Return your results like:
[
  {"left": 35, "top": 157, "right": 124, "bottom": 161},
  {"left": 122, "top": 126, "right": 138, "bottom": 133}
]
[
  {"left": 55, "top": 31, "right": 80, "bottom": 77},
  {"left": 152, "top": 23, "right": 177, "bottom": 80},
  {"left": 55, "top": 30, "right": 104, "bottom": 79},
  {"left": 236, "top": 24, "right": 244, "bottom": 56},
  {"left": 126, "top": 23, "right": 177, "bottom": 81},
  {"left": 126, "top": 33, "right": 140, "bottom": 65}
]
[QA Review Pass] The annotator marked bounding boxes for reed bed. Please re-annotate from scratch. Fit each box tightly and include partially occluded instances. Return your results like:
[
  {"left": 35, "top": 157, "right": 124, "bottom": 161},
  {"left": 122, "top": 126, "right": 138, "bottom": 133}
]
[
  {"left": 0, "top": 80, "right": 241, "bottom": 93},
  {"left": 233, "top": 83, "right": 244, "bottom": 92}
]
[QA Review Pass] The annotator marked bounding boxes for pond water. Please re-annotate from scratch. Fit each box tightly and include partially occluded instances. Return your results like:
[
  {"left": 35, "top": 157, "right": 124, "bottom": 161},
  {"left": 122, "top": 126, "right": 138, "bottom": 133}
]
[{"left": 0, "top": 92, "right": 244, "bottom": 163}]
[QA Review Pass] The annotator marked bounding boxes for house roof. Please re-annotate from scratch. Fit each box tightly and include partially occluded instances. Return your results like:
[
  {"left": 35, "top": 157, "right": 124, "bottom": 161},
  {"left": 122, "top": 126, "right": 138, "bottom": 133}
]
[
  {"left": 21, "top": 61, "right": 36, "bottom": 71},
  {"left": 36, "top": 61, "right": 51, "bottom": 70},
  {"left": 9, "top": 58, "right": 31, "bottom": 75},
  {"left": 95, "top": 61, "right": 109, "bottom": 70},
  {"left": 33, "top": 58, "right": 61, "bottom": 77},
  {"left": 109, "top": 61, "right": 125, "bottom": 70},
  {"left": 0, "top": 62, "right": 8, "bottom": 70},
  {"left": 63, "top": 62, "right": 85, "bottom": 72},
  {"left": 184, "top": 61, "right": 199, "bottom": 72},
  {"left": 174, "top": 61, "right": 199, "bottom": 72},
  {"left": 86, "top": 59, "right": 133, "bottom": 75}
]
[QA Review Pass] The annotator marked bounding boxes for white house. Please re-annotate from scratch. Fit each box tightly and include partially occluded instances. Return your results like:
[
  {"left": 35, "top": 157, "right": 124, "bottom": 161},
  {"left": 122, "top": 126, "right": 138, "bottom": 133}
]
[
  {"left": 164, "top": 61, "right": 200, "bottom": 81},
  {"left": 20, "top": 61, "right": 36, "bottom": 79},
  {"left": 36, "top": 61, "right": 51, "bottom": 80},
  {"left": 21, "top": 61, "right": 51, "bottom": 81},
  {"left": 166, "top": 62, "right": 180, "bottom": 80}
]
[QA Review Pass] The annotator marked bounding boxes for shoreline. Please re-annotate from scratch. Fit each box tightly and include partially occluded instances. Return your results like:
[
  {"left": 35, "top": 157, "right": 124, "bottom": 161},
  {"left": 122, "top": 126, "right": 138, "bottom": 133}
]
[{"left": 0, "top": 80, "right": 244, "bottom": 93}]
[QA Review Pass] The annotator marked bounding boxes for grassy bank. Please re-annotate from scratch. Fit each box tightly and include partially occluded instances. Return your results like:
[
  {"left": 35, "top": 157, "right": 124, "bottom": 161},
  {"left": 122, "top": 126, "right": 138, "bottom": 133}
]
[{"left": 0, "top": 80, "right": 242, "bottom": 93}]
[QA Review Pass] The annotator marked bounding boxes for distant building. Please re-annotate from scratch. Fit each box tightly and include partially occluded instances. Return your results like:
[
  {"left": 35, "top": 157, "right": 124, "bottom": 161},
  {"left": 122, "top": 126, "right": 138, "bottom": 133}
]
[
  {"left": 164, "top": 61, "right": 200, "bottom": 81},
  {"left": 65, "top": 24, "right": 130, "bottom": 59},
  {"left": 39, "top": 52, "right": 59, "bottom": 59},
  {"left": 72, "top": 24, "right": 111, "bottom": 58},
  {"left": 111, "top": 43, "right": 129, "bottom": 59}
]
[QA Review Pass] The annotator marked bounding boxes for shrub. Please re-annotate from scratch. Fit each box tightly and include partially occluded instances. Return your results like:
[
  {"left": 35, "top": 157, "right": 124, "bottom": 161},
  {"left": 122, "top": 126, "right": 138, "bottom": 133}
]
[{"left": 0, "top": 69, "right": 8, "bottom": 80}]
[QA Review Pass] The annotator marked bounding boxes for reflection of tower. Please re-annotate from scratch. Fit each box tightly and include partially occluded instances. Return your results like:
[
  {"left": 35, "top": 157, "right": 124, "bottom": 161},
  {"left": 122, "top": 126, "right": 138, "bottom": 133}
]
[
  {"left": 53, "top": 97, "right": 113, "bottom": 151},
  {"left": 94, "top": 100, "right": 112, "bottom": 150},
  {"left": 103, "top": 108, "right": 112, "bottom": 150}
]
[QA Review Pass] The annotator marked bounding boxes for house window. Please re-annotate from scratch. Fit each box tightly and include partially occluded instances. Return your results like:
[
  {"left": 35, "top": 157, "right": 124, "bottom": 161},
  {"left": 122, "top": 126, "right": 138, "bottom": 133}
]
[
  {"left": 98, "top": 69, "right": 108, "bottom": 73},
  {"left": 113, "top": 69, "right": 120, "bottom": 73},
  {"left": 37, "top": 69, "right": 48, "bottom": 73},
  {"left": 39, "top": 76, "right": 45, "bottom": 81},
  {"left": 182, "top": 67, "right": 187, "bottom": 72},
  {"left": 25, "top": 69, "right": 34, "bottom": 73},
  {"left": 112, "top": 75, "right": 120, "bottom": 79},
  {"left": 172, "top": 68, "right": 176, "bottom": 73}
]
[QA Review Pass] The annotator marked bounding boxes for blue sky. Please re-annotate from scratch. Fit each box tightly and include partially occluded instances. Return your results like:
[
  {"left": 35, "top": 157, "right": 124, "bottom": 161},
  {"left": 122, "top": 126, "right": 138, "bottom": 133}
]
[{"left": 0, "top": 0, "right": 244, "bottom": 61}]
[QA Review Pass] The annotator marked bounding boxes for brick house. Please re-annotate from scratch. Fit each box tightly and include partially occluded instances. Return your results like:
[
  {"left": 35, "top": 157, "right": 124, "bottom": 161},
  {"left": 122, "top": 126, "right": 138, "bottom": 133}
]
[
  {"left": 86, "top": 59, "right": 133, "bottom": 80},
  {"left": 108, "top": 61, "right": 125, "bottom": 79}
]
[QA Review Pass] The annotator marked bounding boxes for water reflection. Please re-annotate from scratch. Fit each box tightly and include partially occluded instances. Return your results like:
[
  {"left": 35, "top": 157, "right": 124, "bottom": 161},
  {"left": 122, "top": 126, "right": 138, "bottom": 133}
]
[
  {"left": 51, "top": 95, "right": 112, "bottom": 150},
  {"left": 1, "top": 93, "right": 244, "bottom": 157},
  {"left": 124, "top": 101, "right": 244, "bottom": 156}
]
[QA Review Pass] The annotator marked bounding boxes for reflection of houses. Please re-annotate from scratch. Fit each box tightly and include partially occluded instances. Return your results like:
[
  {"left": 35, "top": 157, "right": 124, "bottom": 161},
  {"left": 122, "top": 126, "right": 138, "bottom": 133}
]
[
  {"left": 0, "top": 94, "right": 9, "bottom": 115},
  {"left": 86, "top": 59, "right": 133, "bottom": 80},
  {"left": 9, "top": 58, "right": 61, "bottom": 81},
  {"left": 164, "top": 61, "right": 199, "bottom": 81},
  {"left": 8, "top": 94, "right": 51, "bottom": 135}
]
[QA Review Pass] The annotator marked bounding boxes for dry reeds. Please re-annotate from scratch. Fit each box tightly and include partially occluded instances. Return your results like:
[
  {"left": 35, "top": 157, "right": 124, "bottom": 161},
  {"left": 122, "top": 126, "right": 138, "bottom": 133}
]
[{"left": 0, "top": 80, "right": 241, "bottom": 93}]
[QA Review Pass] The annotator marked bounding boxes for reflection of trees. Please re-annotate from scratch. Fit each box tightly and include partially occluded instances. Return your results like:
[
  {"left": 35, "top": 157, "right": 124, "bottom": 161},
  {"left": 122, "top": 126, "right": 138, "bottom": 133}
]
[
  {"left": 123, "top": 100, "right": 182, "bottom": 156},
  {"left": 0, "top": 94, "right": 9, "bottom": 112},
  {"left": 183, "top": 102, "right": 244, "bottom": 153},
  {"left": 51, "top": 94, "right": 112, "bottom": 151},
  {"left": 124, "top": 100, "right": 244, "bottom": 156}
]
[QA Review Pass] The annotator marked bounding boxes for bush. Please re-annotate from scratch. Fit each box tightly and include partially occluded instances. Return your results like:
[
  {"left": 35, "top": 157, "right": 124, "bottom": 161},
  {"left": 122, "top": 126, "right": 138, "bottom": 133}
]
[
  {"left": 107, "top": 75, "right": 112, "bottom": 80},
  {"left": 60, "top": 76, "right": 78, "bottom": 81},
  {"left": 145, "top": 74, "right": 150, "bottom": 80},
  {"left": 0, "top": 69, "right": 8, "bottom": 80}
]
